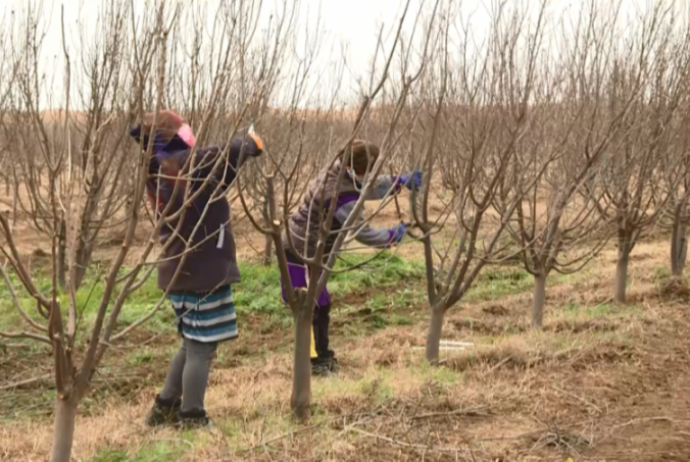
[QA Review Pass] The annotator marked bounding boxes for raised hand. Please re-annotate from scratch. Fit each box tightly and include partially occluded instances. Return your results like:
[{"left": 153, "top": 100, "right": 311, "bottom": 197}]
[
  {"left": 399, "top": 170, "right": 422, "bottom": 191},
  {"left": 391, "top": 222, "right": 410, "bottom": 244}
]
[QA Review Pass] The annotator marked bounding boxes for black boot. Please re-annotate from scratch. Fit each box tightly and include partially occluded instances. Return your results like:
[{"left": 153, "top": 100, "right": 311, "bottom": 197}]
[
  {"left": 324, "top": 350, "right": 339, "bottom": 372},
  {"left": 311, "top": 356, "right": 331, "bottom": 376},
  {"left": 145, "top": 395, "right": 181, "bottom": 427},
  {"left": 312, "top": 304, "right": 337, "bottom": 376},
  {"left": 311, "top": 350, "right": 338, "bottom": 376},
  {"left": 178, "top": 408, "right": 211, "bottom": 429}
]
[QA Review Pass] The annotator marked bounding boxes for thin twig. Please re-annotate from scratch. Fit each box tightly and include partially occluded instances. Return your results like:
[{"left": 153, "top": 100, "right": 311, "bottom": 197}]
[
  {"left": 239, "top": 421, "right": 325, "bottom": 453},
  {"left": 348, "top": 425, "right": 469, "bottom": 454},
  {"left": 0, "top": 374, "right": 51, "bottom": 391},
  {"left": 410, "top": 406, "right": 491, "bottom": 421}
]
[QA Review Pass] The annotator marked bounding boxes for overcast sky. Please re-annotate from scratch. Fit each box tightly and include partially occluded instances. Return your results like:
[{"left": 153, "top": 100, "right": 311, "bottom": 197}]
[{"left": 0, "top": 0, "right": 673, "bottom": 109}]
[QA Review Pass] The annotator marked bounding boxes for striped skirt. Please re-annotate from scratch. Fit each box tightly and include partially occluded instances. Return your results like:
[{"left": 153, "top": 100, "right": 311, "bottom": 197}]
[{"left": 168, "top": 285, "right": 238, "bottom": 343}]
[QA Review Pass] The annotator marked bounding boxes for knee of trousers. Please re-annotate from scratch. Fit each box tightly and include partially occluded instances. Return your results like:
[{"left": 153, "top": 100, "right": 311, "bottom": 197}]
[
  {"left": 184, "top": 339, "right": 218, "bottom": 360},
  {"left": 314, "top": 304, "right": 331, "bottom": 318}
]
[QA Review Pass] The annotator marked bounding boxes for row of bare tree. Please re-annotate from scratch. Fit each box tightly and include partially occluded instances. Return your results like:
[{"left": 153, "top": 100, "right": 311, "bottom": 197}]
[{"left": 2, "top": 1, "right": 690, "bottom": 461}]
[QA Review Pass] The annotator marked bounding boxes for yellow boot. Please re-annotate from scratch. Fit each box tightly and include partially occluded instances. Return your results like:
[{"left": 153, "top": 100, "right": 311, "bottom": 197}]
[{"left": 310, "top": 326, "right": 318, "bottom": 359}]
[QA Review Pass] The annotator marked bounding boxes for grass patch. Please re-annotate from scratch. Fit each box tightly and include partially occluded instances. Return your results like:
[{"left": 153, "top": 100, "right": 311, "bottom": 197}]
[
  {"left": 654, "top": 265, "right": 672, "bottom": 282},
  {"left": 233, "top": 262, "right": 286, "bottom": 318},
  {"left": 369, "top": 288, "right": 425, "bottom": 312},
  {"left": 358, "top": 376, "right": 395, "bottom": 403},
  {"left": 0, "top": 252, "right": 424, "bottom": 339},
  {"left": 463, "top": 263, "right": 596, "bottom": 303},
  {"left": 126, "top": 347, "right": 155, "bottom": 367},
  {"left": 466, "top": 265, "right": 531, "bottom": 301},
  {"left": 391, "top": 315, "right": 414, "bottom": 326},
  {"left": 328, "top": 253, "right": 424, "bottom": 295},
  {"left": 88, "top": 448, "right": 129, "bottom": 462},
  {"left": 556, "top": 301, "right": 642, "bottom": 320},
  {"left": 132, "top": 440, "right": 188, "bottom": 462},
  {"left": 417, "top": 361, "right": 464, "bottom": 385}
]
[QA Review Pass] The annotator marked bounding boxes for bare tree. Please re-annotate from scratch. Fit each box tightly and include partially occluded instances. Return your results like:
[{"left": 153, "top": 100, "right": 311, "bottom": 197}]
[
  {"left": 491, "top": 1, "right": 659, "bottom": 327},
  {"left": 4, "top": 0, "right": 133, "bottom": 291},
  {"left": 657, "top": 23, "right": 690, "bottom": 278},
  {"left": 0, "top": 4, "right": 162, "bottom": 460},
  {"left": 664, "top": 117, "right": 690, "bottom": 277},
  {"left": 238, "top": 0, "right": 441, "bottom": 417},
  {"left": 0, "top": 1, "right": 298, "bottom": 460},
  {"left": 583, "top": 2, "right": 690, "bottom": 303},
  {"left": 409, "top": 0, "right": 548, "bottom": 363},
  {"left": 242, "top": 10, "right": 331, "bottom": 264}
]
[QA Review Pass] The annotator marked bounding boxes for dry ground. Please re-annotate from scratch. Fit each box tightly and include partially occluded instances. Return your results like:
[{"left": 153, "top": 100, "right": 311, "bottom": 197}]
[{"left": 2, "top": 196, "right": 690, "bottom": 461}]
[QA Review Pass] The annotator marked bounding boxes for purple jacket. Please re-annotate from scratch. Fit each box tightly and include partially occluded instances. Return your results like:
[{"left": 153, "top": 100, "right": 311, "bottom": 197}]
[
  {"left": 130, "top": 127, "right": 262, "bottom": 292},
  {"left": 283, "top": 160, "right": 401, "bottom": 261}
]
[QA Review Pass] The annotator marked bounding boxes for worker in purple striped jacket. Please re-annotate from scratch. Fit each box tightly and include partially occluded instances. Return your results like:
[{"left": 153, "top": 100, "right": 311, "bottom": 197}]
[{"left": 281, "top": 140, "right": 422, "bottom": 375}]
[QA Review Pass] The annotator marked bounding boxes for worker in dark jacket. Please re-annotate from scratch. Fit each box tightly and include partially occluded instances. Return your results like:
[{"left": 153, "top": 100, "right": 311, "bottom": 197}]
[{"left": 129, "top": 110, "right": 263, "bottom": 427}]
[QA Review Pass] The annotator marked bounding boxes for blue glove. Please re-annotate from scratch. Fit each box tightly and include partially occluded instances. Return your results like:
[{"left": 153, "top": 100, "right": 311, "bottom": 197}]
[
  {"left": 129, "top": 125, "right": 169, "bottom": 155},
  {"left": 399, "top": 170, "right": 422, "bottom": 190},
  {"left": 391, "top": 222, "right": 409, "bottom": 244}
]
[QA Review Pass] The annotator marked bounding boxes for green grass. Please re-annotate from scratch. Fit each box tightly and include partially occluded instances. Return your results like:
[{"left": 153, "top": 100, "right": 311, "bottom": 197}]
[
  {"left": 133, "top": 440, "right": 188, "bottom": 462},
  {"left": 466, "top": 265, "right": 532, "bottom": 301},
  {"left": 232, "top": 253, "right": 426, "bottom": 334},
  {"left": 557, "top": 300, "right": 642, "bottom": 319},
  {"left": 464, "top": 263, "right": 596, "bottom": 303},
  {"left": 126, "top": 347, "right": 155, "bottom": 366},
  {"left": 1, "top": 252, "right": 598, "bottom": 350},
  {"left": 0, "top": 252, "right": 425, "bottom": 341},
  {"left": 233, "top": 262, "right": 285, "bottom": 318},
  {"left": 328, "top": 253, "right": 425, "bottom": 294},
  {"left": 1, "top": 252, "right": 599, "bottom": 359},
  {"left": 89, "top": 449, "right": 129, "bottom": 462},
  {"left": 88, "top": 433, "right": 198, "bottom": 462},
  {"left": 654, "top": 265, "right": 672, "bottom": 282},
  {"left": 391, "top": 315, "right": 414, "bottom": 326}
]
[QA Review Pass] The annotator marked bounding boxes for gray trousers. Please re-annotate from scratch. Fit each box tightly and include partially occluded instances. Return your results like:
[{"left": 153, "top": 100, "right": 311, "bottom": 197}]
[{"left": 159, "top": 338, "right": 218, "bottom": 412}]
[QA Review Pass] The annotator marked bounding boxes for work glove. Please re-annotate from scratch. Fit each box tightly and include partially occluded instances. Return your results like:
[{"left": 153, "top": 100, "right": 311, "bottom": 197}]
[
  {"left": 390, "top": 222, "right": 409, "bottom": 245},
  {"left": 399, "top": 170, "right": 422, "bottom": 191}
]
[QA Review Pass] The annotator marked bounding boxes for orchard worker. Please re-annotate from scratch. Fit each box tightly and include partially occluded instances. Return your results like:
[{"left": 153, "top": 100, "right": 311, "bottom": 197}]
[
  {"left": 129, "top": 110, "right": 263, "bottom": 427},
  {"left": 281, "top": 140, "right": 422, "bottom": 375}
]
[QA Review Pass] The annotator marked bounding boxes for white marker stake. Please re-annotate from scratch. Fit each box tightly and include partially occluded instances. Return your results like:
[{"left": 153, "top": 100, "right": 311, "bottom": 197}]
[
  {"left": 217, "top": 225, "right": 225, "bottom": 249},
  {"left": 440, "top": 340, "right": 475, "bottom": 347},
  {"left": 413, "top": 346, "right": 468, "bottom": 351},
  {"left": 413, "top": 339, "right": 476, "bottom": 352}
]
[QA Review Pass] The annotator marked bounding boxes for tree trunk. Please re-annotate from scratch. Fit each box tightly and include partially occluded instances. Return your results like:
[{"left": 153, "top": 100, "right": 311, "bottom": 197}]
[
  {"left": 680, "top": 235, "right": 687, "bottom": 276},
  {"left": 73, "top": 243, "right": 93, "bottom": 291},
  {"left": 425, "top": 308, "right": 446, "bottom": 364},
  {"left": 291, "top": 307, "right": 312, "bottom": 420},
  {"left": 57, "top": 219, "right": 67, "bottom": 291},
  {"left": 263, "top": 234, "right": 273, "bottom": 266},
  {"left": 615, "top": 240, "right": 631, "bottom": 304},
  {"left": 671, "top": 213, "right": 687, "bottom": 277},
  {"left": 12, "top": 177, "right": 18, "bottom": 227},
  {"left": 531, "top": 273, "right": 547, "bottom": 329},
  {"left": 12, "top": 190, "right": 17, "bottom": 226},
  {"left": 50, "top": 397, "right": 78, "bottom": 462},
  {"left": 262, "top": 203, "right": 273, "bottom": 266}
]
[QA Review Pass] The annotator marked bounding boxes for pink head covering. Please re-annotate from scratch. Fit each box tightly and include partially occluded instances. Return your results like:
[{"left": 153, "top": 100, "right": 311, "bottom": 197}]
[{"left": 176, "top": 123, "right": 196, "bottom": 147}]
